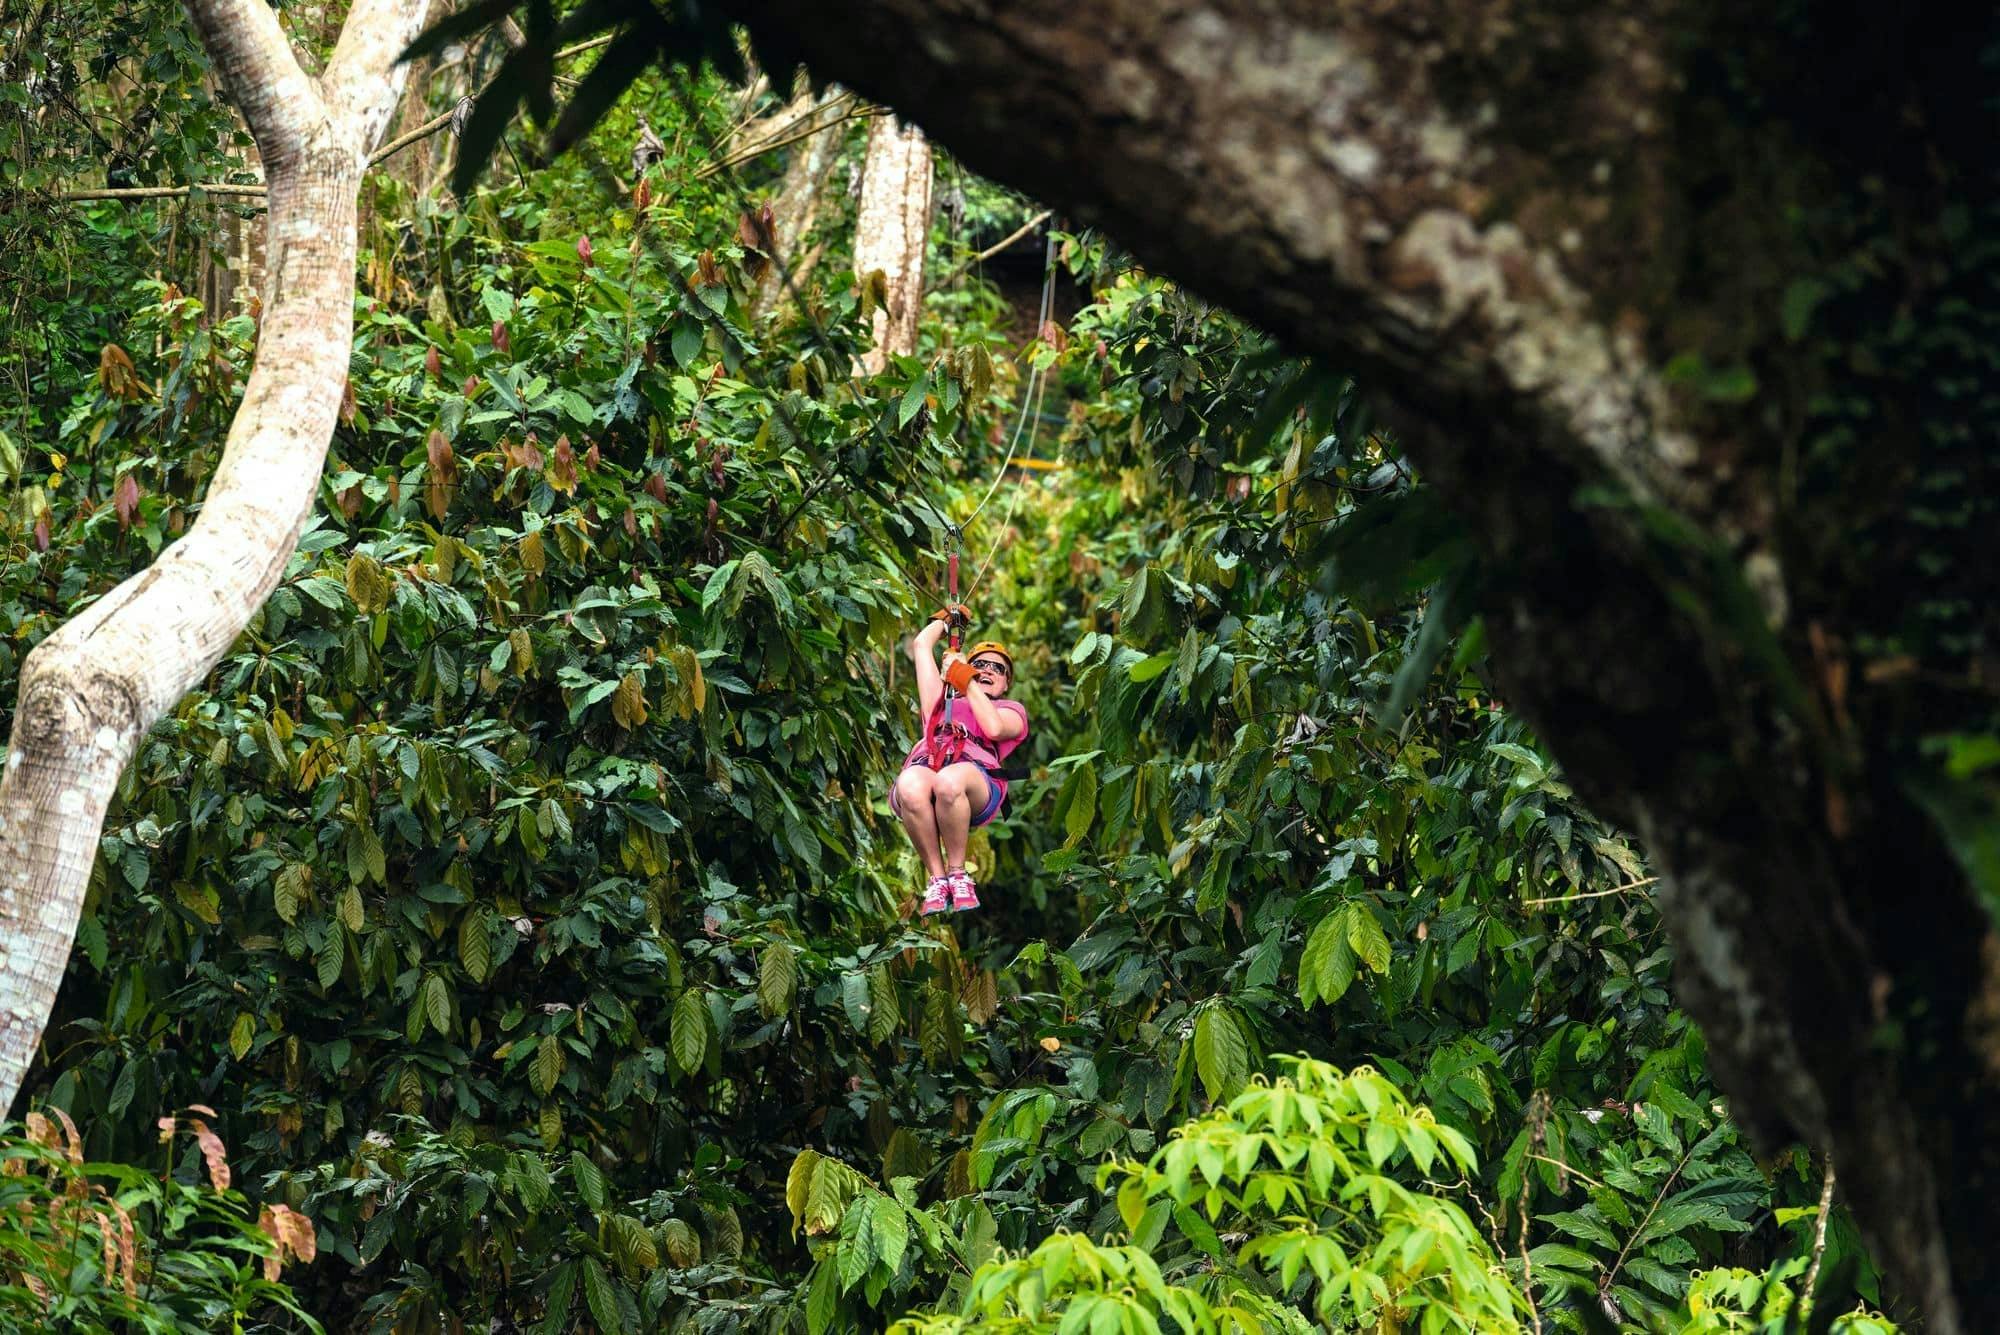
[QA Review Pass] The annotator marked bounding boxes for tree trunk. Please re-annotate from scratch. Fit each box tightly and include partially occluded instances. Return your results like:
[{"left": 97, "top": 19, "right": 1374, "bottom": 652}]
[
  {"left": 735, "top": 0, "right": 1999, "bottom": 1324},
  {"left": 750, "top": 88, "right": 850, "bottom": 320},
  {"left": 851, "top": 115, "right": 932, "bottom": 374},
  {"left": 0, "top": 0, "right": 429, "bottom": 1117}
]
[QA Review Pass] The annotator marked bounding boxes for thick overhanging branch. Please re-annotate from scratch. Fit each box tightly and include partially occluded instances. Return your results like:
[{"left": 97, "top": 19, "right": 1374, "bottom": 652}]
[{"left": 727, "top": 0, "right": 1995, "bottom": 1325}]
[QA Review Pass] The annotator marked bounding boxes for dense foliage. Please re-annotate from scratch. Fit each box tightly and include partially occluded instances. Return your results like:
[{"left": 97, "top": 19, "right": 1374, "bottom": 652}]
[{"left": 0, "top": 7, "right": 1902, "bottom": 1332}]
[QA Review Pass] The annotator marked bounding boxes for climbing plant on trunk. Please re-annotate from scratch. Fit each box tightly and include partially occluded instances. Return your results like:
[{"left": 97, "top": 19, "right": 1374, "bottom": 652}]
[{"left": 0, "top": 0, "right": 430, "bottom": 1117}]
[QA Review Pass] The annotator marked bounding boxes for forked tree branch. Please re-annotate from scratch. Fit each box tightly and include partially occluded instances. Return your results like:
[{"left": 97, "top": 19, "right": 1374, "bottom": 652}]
[
  {"left": 0, "top": 0, "right": 430, "bottom": 1122},
  {"left": 182, "top": 0, "right": 322, "bottom": 165}
]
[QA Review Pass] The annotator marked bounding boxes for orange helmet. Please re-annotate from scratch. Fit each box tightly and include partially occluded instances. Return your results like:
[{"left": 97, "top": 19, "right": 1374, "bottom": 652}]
[{"left": 966, "top": 641, "right": 1014, "bottom": 675}]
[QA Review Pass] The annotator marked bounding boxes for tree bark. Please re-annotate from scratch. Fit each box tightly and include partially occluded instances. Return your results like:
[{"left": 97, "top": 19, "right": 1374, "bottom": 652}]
[
  {"left": 734, "top": 0, "right": 1999, "bottom": 1324},
  {"left": 0, "top": 0, "right": 429, "bottom": 1116},
  {"left": 749, "top": 87, "right": 850, "bottom": 321},
  {"left": 851, "top": 115, "right": 932, "bottom": 374}
]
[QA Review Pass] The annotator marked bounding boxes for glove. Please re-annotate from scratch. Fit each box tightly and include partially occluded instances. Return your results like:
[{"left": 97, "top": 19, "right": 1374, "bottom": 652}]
[
  {"left": 932, "top": 603, "right": 970, "bottom": 626},
  {"left": 943, "top": 659, "right": 977, "bottom": 692}
]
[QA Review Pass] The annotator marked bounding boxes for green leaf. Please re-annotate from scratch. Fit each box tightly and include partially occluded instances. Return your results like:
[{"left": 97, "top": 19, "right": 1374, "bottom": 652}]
[
  {"left": 1063, "top": 764, "right": 1099, "bottom": 845},
  {"left": 581, "top": 1256, "right": 620, "bottom": 1335},
  {"left": 423, "top": 974, "right": 451, "bottom": 1035},
  {"left": 533, "top": 1036, "right": 564, "bottom": 1096},
  {"left": 537, "top": 1262, "right": 575, "bottom": 1335},
  {"left": 806, "top": 1257, "right": 838, "bottom": 1335},
  {"left": 1299, "top": 913, "right": 1356, "bottom": 1008},
  {"left": 570, "top": 1150, "right": 607, "bottom": 1212},
  {"left": 1193, "top": 1006, "right": 1248, "bottom": 1105},
  {"left": 546, "top": 37, "right": 657, "bottom": 159},
  {"left": 870, "top": 1197, "right": 909, "bottom": 1275},
  {"left": 866, "top": 965, "right": 900, "bottom": 1044},
  {"left": 1346, "top": 903, "right": 1392, "bottom": 974},
  {"left": 273, "top": 863, "right": 308, "bottom": 924},
  {"left": 671, "top": 318, "right": 704, "bottom": 367},
  {"left": 228, "top": 1012, "right": 255, "bottom": 1061},
  {"left": 758, "top": 943, "right": 798, "bottom": 1018},
  {"left": 402, "top": 0, "right": 519, "bottom": 64},
  {"left": 315, "top": 928, "right": 344, "bottom": 990},
  {"left": 672, "top": 989, "right": 709, "bottom": 1074},
  {"left": 897, "top": 372, "right": 928, "bottom": 427},
  {"left": 841, "top": 971, "right": 872, "bottom": 1035},
  {"left": 459, "top": 910, "right": 492, "bottom": 983}
]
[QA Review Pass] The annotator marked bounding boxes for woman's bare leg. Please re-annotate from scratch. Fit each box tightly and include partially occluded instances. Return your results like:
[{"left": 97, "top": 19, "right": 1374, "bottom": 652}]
[
  {"left": 933, "top": 764, "right": 991, "bottom": 872},
  {"left": 893, "top": 768, "right": 947, "bottom": 879}
]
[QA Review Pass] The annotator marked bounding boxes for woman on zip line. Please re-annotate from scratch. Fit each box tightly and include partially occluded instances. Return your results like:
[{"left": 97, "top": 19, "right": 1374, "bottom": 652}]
[{"left": 890, "top": 606, "right": 1029, "bottom": 915}]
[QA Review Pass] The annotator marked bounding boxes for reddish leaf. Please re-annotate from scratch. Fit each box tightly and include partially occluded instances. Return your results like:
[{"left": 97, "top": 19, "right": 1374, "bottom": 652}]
[
  {"left": 576, "top": 235, "right": 594, "bottom": 267},
  {"left": 338, "top": 378, "right": 357, "bottom": 426},
  {"left": 583, "top": 442, "right": 601, "bottom": 472},
  {"left": 491, "top": 320, "right": 510, "bottom": 355},
  {"left": 48, "top": 1106, "right": 82, "bottom": 1164},
  {"left": 113, "top": 473, "right": 141, "bottom": 531},
  {"left": 548, "top": 434, "right": 577, "bottom": 494},
  {"left": 185, "top": 1118, "right": 230, "bottom": 1191},
  {"left": 425, "top": 345, "right": 442, "bottom": 378}
]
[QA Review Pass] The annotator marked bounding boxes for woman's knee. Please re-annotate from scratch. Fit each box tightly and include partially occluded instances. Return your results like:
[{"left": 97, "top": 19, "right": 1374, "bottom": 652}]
[
  {"left": 894, "top": 768, "right": 934, "bottom": 805},
  {"left": 932, "top": 770, "right": 970, "bottom": 805}
]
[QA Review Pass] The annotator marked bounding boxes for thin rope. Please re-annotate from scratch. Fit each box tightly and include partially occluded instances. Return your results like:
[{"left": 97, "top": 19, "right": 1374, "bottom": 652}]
[
  {"left": 959, "top": 230, "right": 1058, "bottom": 533},
  {"left": 965, "top": 368, "right": 1054, "bottom": 598}
]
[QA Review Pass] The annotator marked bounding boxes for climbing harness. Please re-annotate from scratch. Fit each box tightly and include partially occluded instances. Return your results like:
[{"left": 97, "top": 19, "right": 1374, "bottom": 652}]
[{"left": 923, "top": 534, "right": 973, "bottom": 768}]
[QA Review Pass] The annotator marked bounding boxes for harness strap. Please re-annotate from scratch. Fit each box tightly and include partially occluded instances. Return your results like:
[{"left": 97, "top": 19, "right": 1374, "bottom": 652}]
[{"left": 926, "top": 534, "right": 969, "bottom": 768}]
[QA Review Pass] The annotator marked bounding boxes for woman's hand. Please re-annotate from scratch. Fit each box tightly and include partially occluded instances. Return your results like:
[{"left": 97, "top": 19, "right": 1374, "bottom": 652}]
[
  {"left": 915, "top": 618, "right": 947, "bottom": 648},
  {"left": 940, "top": 650, "right": 978, "bottom": 693}
]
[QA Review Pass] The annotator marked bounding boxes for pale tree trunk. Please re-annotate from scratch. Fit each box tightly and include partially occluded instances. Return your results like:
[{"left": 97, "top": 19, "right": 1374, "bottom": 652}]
[
  {"left": 0, "top": 0, "right": 429, "bottom": 1116},
  {"left": 750, "top": 87, "right": 849, "bottom": 320},
  {"left": 736, "top": 0, "right": 1998, "bottom": 1324},
  {"left": 851, "top": 115, "right": 931, "bottom": 374}
]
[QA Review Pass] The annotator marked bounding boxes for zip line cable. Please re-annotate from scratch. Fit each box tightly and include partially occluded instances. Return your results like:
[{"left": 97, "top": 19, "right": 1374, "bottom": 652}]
[
  {"left": 960, "top": 232, "right": 1061, "bottom": 599},
  {"left": 966, "top": 368, "right": 1052, "bottom": 599},
  {"left": 958, "top": 230, "right": 1059, "bottom": 537}
]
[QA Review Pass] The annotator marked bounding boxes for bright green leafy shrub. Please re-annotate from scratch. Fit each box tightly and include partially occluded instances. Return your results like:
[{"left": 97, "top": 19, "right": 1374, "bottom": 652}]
[{"left": 0, "top": 1108, "right": 317, "bottom": 1332}]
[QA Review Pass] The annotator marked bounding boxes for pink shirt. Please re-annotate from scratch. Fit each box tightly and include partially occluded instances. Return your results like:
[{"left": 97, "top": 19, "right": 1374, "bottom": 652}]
[{"left": 903, "top": 698, "right": 1030, "bottom": 773}]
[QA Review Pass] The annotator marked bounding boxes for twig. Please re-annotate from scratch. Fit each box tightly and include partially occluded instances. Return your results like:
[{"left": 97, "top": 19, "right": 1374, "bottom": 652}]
[
  {"left": 368, "top": 108, "right": 455, "bottom": 167},
  {"left": 57, "top": 183, "right": 269, "bottom": 201},
  {"left": 1801, "top": 1152, "right": 1837, "bottom": 1317},
  {"left": 1528, "top": 1152, "right": 1605, "bottom": 1193},
  {"left": 1518, "top": 1093, "right": 1547, "bottom": 1335},
  {"left": 54, "top": 34, "right": 618, "bottom": 206},
  {"left": 1605, "top": 1140, "right": 1696, "bottom": 1297},
  {"left": 1521, "top": 877, "right": 1659, "bottom": 908},
  {"left": 946, "top": 209, "right": 1053, "bottom": 280},
  {"left": 553, "top": 34, "right": 613, "bottom": 61},
  {"left": 692, "top": 103, "right": 883, "bottom": 181}
]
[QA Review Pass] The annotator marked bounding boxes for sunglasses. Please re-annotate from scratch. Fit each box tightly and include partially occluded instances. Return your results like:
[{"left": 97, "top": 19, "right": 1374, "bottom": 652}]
[{"left": 971, "top": 658, "right": 1011, "bottom": 676}]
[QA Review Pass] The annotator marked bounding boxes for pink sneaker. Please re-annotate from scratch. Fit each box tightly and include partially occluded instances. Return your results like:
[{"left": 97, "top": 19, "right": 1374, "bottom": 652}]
[
  {"left": 947, "top": 870, "right": 980, "bottom": 912},
  {"left": 919, "top": 876, "right": 952, "bottom": 916}
]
